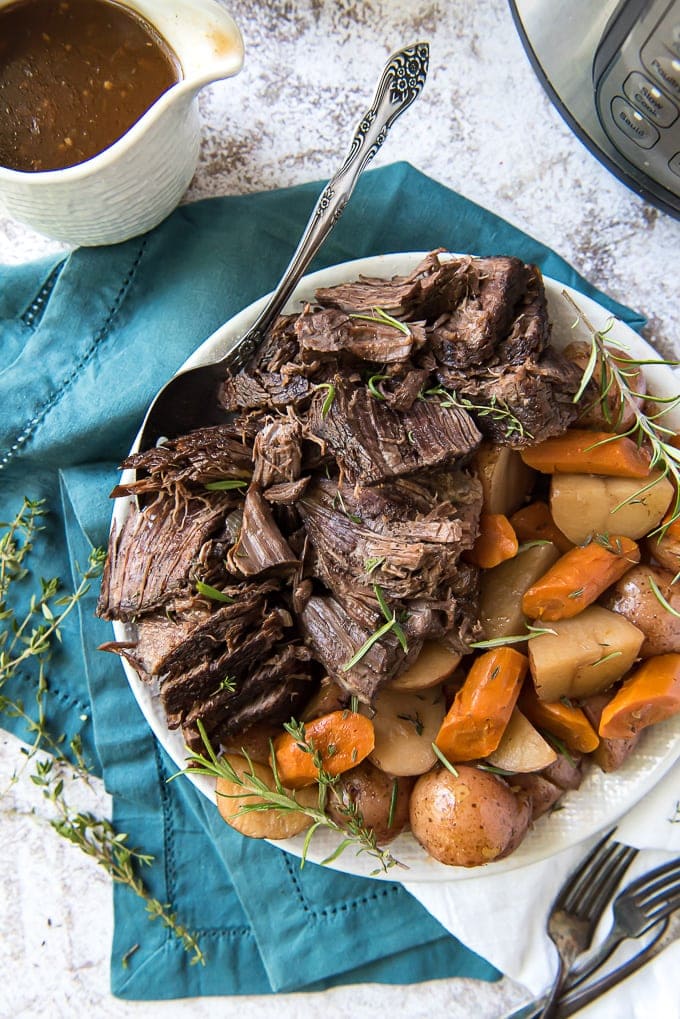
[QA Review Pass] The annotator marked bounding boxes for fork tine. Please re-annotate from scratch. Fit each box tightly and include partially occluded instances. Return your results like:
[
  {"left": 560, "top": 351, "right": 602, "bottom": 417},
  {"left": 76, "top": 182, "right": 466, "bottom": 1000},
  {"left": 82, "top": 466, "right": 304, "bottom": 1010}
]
[
  {"left": 575, "top": 845, "right": 639, "bottom": 919},
  {"left": 642, "top": 889, "right": 680, "bottom": 923},
  {"left": 556, "top": 828, "right": 617, "bottom": 909},
  {"left": 632, "top": 860, "right": 680, "bottom": 905}
]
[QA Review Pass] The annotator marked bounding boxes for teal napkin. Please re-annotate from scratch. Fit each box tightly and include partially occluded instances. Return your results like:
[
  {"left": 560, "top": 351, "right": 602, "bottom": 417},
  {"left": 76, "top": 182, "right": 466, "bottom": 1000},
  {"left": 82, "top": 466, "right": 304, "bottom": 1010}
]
[{"left": 0, "top": 163, "right": 644, "bottom": 1000}]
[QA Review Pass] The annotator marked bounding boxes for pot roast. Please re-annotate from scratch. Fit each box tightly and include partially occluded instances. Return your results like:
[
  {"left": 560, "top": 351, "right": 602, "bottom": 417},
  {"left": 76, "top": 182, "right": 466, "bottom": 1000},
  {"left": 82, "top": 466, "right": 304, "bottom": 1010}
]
[{"left": 98, "top": 251, "right": 581, "bottom": 751}]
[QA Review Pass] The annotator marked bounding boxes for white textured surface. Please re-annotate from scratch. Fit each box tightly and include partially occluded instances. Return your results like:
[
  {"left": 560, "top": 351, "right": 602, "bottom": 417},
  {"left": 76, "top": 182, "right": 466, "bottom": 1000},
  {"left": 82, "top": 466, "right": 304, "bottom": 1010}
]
[{"left": 0, "top": 0, "right": 679, "bottom": 1016}]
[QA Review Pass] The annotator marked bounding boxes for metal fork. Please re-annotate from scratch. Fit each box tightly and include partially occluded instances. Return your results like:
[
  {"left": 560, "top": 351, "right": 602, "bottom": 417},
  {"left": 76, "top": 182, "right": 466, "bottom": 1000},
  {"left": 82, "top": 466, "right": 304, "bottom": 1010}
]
[
  {"left": 557, "top": 907, "right": 680, "bottom": 1017},
  {"left": 509, "top": 855, "right": 680, "bottom": 1019},
  {"left": 539, "top": 833, "right": 639, "bottom": 1018},
  {"left": 567, "top": 855, "right": 680, "bottom": 988}
]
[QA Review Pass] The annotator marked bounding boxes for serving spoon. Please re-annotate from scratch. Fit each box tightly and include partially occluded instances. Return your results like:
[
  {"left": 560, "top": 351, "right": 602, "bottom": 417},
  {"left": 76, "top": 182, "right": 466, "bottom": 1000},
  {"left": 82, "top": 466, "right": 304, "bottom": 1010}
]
[{"left": 135, "top": 41, "right": 429, "bottom": 455}]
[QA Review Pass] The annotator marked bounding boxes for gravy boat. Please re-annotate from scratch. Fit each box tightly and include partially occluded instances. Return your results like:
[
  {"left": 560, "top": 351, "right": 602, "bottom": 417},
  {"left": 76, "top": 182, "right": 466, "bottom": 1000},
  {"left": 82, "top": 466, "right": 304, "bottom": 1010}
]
[{"left": 0, "top": 0, "right": 244, "bottom": 247}]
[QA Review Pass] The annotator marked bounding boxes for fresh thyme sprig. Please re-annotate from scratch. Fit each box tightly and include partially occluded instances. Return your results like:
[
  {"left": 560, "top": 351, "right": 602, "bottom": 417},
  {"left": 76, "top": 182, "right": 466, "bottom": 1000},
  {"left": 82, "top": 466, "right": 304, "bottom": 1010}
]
[
  {"left": 564, "top": 291, "right": 680, "bottom": 532},
  {"left": 179, "top": 719, "right": 400, "bottom": 876},
  {"left": 0, "top": 499, "right": 204, "bottom": 966},
  {"left": 424, "top": 386, "right": 530, "bottom": 440}
]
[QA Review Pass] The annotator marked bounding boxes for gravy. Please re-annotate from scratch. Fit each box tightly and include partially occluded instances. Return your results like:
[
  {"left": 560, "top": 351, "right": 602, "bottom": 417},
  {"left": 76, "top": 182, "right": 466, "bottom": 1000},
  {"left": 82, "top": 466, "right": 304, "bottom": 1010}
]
[{"left": 0, "top": 0, "right": 181, "bottom": 172}]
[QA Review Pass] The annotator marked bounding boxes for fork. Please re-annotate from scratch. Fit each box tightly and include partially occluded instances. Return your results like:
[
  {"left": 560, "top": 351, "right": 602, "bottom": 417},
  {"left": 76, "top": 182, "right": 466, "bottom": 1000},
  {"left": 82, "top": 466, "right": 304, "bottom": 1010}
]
[
  {"left": 538, "top": 833, "right": 638, "bottom": 1018},
  {"left": 509, "top": 855, "right": 680, "bottom": 1018},
  {"left": 557, "top": 906, "right": 680, "bottom": 1017}
]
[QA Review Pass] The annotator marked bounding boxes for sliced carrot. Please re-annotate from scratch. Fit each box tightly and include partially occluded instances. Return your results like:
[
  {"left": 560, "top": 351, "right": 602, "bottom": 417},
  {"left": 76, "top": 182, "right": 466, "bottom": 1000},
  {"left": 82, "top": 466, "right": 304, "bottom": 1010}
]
[
  {"left": 435, "top": 647, "right": 528, "bottom": 761},
  {"left": 599, "top": 654, "right": 680, "bottom": 739},
  {"left": 466, "top": 513, "right": 518, "bottom": 568},
  {"left": 273, "top": 710, "right": 375, "bottom": 789},
  {"left": 519, "top": 430, "right": 651, "bottom": 479},
  {"left": 509, "top": 501, "right": 574, "bottom": 554},
  {"left": 519, "top": 686, "right": 600, "bottom": 754},
  {"left": 522, "top": 536, "right": 640, "bottom": 621}
]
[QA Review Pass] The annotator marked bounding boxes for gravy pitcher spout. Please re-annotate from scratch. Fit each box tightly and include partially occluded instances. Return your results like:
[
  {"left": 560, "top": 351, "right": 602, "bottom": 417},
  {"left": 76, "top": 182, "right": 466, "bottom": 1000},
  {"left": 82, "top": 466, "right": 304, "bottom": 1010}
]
[{"left": 136, "top": 0, "right": 245, "bottom": 93}]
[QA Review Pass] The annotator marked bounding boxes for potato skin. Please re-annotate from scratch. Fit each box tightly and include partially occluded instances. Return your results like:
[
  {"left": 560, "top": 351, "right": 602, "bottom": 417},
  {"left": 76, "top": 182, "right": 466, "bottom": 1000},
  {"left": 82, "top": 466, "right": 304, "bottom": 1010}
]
[
  {"left": 409, "top": 765, "right": 531, "bottom": 867},
  {"left": 603, "top": 564, "right": 680, "bottom": 658},
  {"left": 327, "top": 761, "right": 414, "bottom": 844},
  {"left": 216, "top": 755, "right": 318, "bottom": 840}
]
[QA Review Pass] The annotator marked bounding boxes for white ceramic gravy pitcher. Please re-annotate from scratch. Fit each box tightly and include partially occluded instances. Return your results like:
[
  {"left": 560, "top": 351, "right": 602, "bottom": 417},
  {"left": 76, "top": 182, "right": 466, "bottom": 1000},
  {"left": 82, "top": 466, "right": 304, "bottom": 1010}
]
[{"left": 0, "top": 0, "right": 244, "bottom": 247}]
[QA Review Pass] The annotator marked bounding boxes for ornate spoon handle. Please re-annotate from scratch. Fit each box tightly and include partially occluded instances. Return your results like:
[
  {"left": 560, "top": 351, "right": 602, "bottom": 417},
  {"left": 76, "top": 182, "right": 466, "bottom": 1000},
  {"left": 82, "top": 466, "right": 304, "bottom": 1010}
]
[{"left": 229, "top": 41, "right": 429, "bottom": 370}]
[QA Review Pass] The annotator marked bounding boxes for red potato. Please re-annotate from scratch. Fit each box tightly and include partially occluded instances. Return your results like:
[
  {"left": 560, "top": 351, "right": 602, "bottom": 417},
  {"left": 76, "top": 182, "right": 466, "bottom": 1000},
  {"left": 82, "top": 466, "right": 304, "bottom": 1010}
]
[
  {"left": 602, "top": 564, "right": 680, "bottom": 658},
  {"left": 581, "top": 693, "right": 640, "bottom": 773},
  {"left": 409, "top": 765, "right": 532, "bottom": 867},
  {"left": 646, "top": 515, "right": 680, "bottom": 574},
  {"left": 564, "top": 342, "right": 646, "bottom": 432},
  {"left": 327, "top": 762, "right": 414, "bottom": 844},
  {"left": 510, "top": 773, "right": 563, "bottom": 820}
]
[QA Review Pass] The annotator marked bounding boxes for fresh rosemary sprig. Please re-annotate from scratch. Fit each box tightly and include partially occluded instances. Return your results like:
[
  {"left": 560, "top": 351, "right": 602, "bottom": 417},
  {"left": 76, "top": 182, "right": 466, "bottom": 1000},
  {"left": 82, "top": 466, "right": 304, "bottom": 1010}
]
[
  {"left": 204, "top": 479, "right": 248, "bottom": 492},
  {"left": 314, "top": 382, "right": 336, "bottom": 418},
  {"left": 349, "top": 306, "right": 412, "bottom": 337},
  {"left": 342, "top": 584, "right": 408, "bottom": 671},
  {"left": 180, "top": 719, "right": 400, "bottom": 876},
  {"left": 649, "top": 575, "right": 680, "bottom": 619},
  {"left": 431, "top": 742, "right": 458, "bottom": 777},
  {"left": 195, "top": 580, "right": 236, "bottom": 603},
  {"left": 424, "top": 385, "right": 530, "bottom": 440},
  {"left": 564, "top": 291, "right": 680, "bottom": 532},
  {"left": 0, "top": 499, "right": 204, "bottom": 966},
  {"left": 469, "top": 624, "right": 557, "bottom": 650},
  {"left": 367, "top": 373, "right": 389, "bottom": 401}
]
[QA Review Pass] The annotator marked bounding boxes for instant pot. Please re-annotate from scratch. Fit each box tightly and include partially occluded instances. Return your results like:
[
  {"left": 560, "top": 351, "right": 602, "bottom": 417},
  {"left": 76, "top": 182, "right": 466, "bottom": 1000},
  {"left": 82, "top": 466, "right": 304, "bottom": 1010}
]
[{"left": 509, "top": 0, "right": 680, "bottom": 217}]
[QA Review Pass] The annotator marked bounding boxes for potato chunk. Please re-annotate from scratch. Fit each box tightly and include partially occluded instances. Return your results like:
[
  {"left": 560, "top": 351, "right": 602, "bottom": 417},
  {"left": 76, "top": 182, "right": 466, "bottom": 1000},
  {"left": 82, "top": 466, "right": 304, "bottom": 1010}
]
[
  {"left": 528, "top": 605, "right": 644, "bottom": 701},
  {"left": 550, "top": 472, "right": 673, "bottom": 544},
  {"left": 479, "top": 541, "right": 560, "bottom": 640},
  {"left": 216, "top": 755, "right": 318, "bottom": 839},
  {"left": 474, "top": 441, "right": 535, "bottom": 515},
  {"left": 388, "top": 640, "right": 461, "bottom": 691},
  {"left": 363, "top": 686, "right": 446, "bottom": 776},
  {"left": 485, "top": 708, "right": 557, "bottom": 773}
]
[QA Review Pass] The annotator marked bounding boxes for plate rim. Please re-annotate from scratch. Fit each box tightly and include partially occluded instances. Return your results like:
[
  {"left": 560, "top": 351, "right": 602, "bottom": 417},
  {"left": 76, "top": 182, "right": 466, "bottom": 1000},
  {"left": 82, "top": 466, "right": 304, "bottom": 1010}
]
[{"left": 111, "top": 251, "right": 680, "bottom": 882}]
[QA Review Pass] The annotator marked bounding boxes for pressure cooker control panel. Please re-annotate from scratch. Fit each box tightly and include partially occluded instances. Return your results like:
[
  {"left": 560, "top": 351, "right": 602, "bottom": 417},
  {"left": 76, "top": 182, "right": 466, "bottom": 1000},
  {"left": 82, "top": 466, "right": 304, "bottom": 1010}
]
[{"left": 594, "top": 0, "right": 680, "bottom": 197}]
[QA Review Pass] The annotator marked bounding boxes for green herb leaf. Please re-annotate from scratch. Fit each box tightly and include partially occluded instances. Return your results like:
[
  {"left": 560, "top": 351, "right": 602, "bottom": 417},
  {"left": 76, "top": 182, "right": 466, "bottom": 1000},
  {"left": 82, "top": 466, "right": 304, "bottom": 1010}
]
[
  {"left": 195, "top": 581, "right": 236, "bottom": 603},
  {"left": 648, "top": 575, "right": 680, "bottom": 619},
  {"left": 349, "top": 306, "right": 411, "bottom": 337},
  {"left": 204, "top": 479, "right": 248, "bottom": 491},
  {"left": 431, "top": 742, "right": 459, "bottom": 777}
]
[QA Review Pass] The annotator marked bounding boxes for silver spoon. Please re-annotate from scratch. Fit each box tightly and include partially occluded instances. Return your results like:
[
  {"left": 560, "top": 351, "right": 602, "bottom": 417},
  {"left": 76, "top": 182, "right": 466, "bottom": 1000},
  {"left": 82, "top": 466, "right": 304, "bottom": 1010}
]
[{"left": 135, "top": 41, "right": 429, "bottom": 454}]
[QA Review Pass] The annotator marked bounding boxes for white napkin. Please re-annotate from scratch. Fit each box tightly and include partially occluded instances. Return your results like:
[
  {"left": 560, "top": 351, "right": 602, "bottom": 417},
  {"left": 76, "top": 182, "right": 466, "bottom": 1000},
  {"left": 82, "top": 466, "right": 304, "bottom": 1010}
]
[{"left": 403, "top": 760, "right": 680, "bottom": 1018}]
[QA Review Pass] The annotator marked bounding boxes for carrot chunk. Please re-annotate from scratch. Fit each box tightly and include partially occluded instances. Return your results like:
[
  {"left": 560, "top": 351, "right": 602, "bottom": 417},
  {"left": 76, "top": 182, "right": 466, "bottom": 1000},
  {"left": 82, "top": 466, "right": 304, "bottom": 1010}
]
[
  {"left": 510, "top": 501, "right": 574, "bottom": 554},
  {"left": 467, "top": 513, "right": 518, "bottom": 569},
  {"left": 522, "top": 536, "right": 640, "bottom": 621},
  {"left": 435, "top": 647, "right": 528, "bottom": 761},
  {"left": 273, "top": 710, "right": 375, "bottom": 789},
  {"left": 519, "top": 686, "right": 600, "bottom": 754},
  {"left": 598, "top": 654, "right": 680, "bottom": 739},
  {"left": 519, "top": 430, "right": 651, "bottom": 479}
]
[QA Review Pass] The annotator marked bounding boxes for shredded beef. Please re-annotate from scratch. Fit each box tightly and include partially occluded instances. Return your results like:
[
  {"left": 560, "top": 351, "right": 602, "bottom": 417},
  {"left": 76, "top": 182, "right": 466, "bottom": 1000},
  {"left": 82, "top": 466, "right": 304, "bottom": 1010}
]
[{"left": 99, "top": 249, "right": 584, "bottom": 744}]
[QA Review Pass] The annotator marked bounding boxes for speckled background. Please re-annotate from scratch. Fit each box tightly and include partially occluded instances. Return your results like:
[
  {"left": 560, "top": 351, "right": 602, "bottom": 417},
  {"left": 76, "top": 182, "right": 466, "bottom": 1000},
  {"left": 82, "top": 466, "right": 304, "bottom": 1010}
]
[{"left": 0, "top": 1, "right": 678, "bottom": 1017}]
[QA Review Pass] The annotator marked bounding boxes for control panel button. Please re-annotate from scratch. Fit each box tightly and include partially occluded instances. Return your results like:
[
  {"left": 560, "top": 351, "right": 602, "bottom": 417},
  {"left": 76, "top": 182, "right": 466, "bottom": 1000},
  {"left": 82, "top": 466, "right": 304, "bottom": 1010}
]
[
  {"left": 623, "top": 71, "right": 678, "bottom": 127},
  {"left": 610, "top": 96, "right": 660, "bottom": 148},
  {"left": 643, "top": 52, "right": 680, "bottom": 101},
  {"left": 669, "top": 152, "right": 680, "bottom": 178}
]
